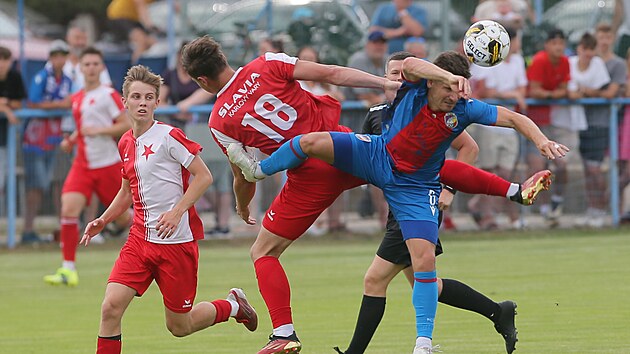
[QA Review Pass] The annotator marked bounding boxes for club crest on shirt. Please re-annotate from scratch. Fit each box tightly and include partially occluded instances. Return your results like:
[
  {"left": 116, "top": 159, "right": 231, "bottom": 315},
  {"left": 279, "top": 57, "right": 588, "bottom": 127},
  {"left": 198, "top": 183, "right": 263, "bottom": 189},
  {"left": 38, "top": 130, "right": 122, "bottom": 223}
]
[
  {"left": 355, "top": 134, "right": 372, "bottom": 142},
  {"left": 444, "top": 112, "right": 458, "bottom": 129}
]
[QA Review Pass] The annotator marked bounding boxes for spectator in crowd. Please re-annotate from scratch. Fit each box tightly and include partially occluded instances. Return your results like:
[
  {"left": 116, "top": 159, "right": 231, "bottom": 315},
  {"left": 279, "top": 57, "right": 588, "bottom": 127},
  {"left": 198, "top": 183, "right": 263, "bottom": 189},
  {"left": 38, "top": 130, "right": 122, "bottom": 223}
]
[
  {"left": 128, "top": 24, "right": 168, "bottom": 64},
  {"left": 370, "top": 0, "right": 428, "bottom": 54},
  {"left": 526, "top": 28, "right": 570, "bottom": 227},
  {"left": 288, "top": 7, "right": 316, "bottom": 50},
  {"left": 472, "top": 0, "right": 533, "bottom": 26},
  {"left": 467, "top": 27, "right": 527, "bottom": 230},
  {"left": 258, "top": 38, "right": 284, "bottom": 56},
  {"left": 612, "top": 0, "right": 630, "bottom": 58},
  {"left": 564, "top": 33, "right": 611, "bottom": 228},
  {"left": 22, "top": 40, "right": 73, "bottom": 244},
  {"left": 345, "top": 30, "right": 388, "bottom": 106},
  {"left": 0, "top": 46, "right": 26, "bottom": 209},
  {"left": 296, "top": 46, "right": 347, "bottom": 234},
  {"left": 43, "top": 47, "right": 132, "bottom": 286},
  {"left": 595, "top": 23, "right": 629, "bottom": 222},
  {"left": 158, "top": 42, "right": 214, "bottom": 130},
  {"left": 64, "top": 25, "right": 113, "bottom": 92},
  {"left": 404, "top": 37, "right": 428, "bottom": 59},
  {"left": 106, "top": 0, "right": 158, "bottom": 43},
  {"left": 621, "top": 47, "right": 630, "bottom": 222}
]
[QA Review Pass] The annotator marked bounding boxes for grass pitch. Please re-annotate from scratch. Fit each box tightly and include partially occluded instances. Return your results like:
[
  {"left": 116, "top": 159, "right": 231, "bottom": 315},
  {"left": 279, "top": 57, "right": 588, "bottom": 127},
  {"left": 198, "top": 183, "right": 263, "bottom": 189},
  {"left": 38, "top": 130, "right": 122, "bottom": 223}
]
[{"left": 1, "top": 228, "right": 629, "bottom": 353}]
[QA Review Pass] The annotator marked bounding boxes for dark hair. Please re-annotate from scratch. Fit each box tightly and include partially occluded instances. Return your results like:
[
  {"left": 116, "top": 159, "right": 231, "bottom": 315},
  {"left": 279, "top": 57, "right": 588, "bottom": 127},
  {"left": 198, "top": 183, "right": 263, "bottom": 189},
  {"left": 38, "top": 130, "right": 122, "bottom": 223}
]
[
  {"left": 433, "top": 51, "right": 471, "bottom": 79},
  {"left": 180, "top": 35, "right": 229, "bottom": 81},
  {"left": 596, "top": 23, "right": 613, "bottom": 33},
  {"left": 505, "top": 26, "right": 518, "bottom": 40},
  {"left": 0, "top": 46, "right": 11, "bottom": 59},
  {"left": 387, "top": 51, "right": 416, "bottom": 63},
  {"left": 79, "top": 46, "right": 103, "bottom": 59},
  {"left": 579, "top": 32, "right": 597, "bottom": 50},
  {"left": 546, "top": 28, "right": 565, "bottom": 42}
]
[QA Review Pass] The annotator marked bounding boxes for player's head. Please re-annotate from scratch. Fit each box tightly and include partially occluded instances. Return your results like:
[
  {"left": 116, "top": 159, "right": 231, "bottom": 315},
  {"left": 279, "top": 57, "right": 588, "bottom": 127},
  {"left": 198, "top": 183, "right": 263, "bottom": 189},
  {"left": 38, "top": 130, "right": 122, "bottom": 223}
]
[
  {"left": 79, "top": 47, "right": 104, "bottom": 84},
  {"left": 386, "top": 51, "right": 416, "bottom": 82},
  {"left": 181, "top": 35, "right": 229, "bottom": 93},
  {"left": 427, "top": 51, "right": 470, "bottom": 112},
  {"left": 122, "top": 65, "right": 162, "bottom": 122}
]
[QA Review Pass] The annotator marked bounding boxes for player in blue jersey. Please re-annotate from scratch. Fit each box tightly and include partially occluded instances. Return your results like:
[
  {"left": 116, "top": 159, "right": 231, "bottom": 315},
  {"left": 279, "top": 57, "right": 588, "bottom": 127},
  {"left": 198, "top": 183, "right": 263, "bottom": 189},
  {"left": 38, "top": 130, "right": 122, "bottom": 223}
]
[{"left": 228, "top": 51, "right": 569, "bottom": 353}]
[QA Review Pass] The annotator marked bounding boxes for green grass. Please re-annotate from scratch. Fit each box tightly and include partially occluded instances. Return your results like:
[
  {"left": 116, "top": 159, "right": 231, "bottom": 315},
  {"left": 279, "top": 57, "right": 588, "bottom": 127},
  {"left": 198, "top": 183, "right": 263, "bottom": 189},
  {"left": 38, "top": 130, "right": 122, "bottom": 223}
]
[{"left": 1, "top": 229, "right": 629, "bottom": 353}]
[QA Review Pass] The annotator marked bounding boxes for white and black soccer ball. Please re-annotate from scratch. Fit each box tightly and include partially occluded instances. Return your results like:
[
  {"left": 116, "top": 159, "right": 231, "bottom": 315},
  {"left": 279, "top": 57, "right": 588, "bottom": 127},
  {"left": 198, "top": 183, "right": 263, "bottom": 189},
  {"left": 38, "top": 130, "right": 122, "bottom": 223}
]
[{"left": 463, "top": 20, "right": 510, "bottom": 67}]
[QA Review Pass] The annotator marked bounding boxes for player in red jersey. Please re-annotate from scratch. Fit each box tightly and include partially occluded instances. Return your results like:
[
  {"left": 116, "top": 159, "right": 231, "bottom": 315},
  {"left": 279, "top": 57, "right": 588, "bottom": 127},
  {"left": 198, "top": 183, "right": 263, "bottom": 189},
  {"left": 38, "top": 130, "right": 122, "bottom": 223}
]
[
  {"left": 80, "top": 65, "right": 258, "bottom": 354},
  {"left": 44, "top": 47, "right": 131, "bottom": 287},
  {"left": 182, "top": 36, "right": 551, "bottom": 354}
]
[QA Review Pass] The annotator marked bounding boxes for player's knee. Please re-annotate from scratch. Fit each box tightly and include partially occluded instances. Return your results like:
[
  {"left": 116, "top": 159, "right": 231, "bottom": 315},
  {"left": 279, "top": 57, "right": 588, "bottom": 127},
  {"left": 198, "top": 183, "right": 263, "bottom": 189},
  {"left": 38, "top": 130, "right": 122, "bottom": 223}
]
[
  {"left": 167, "top": 322, "right": 192, "bottom": 337},
  {"left": 299, "top": 132, "right": 326, "bottom": 155},
  {"left": 363, "top": 271, "right": 388, "bottom": 295},
  {"left": 100, "top": 298, "right": 124, "bottom": 324}
]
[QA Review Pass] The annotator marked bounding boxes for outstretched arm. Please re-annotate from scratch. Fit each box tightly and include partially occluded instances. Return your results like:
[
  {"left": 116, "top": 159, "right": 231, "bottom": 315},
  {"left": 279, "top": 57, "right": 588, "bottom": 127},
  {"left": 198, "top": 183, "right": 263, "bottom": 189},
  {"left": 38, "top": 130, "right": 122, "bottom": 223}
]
[
  {"left": 401, "top": 57, "right": 471, "bottom": 99},
  {"left": 495, "top": 106, "right": 569, "bottom": 159},
  {"left": 293, "top": 60, "right": 401, "bottom": 93}
]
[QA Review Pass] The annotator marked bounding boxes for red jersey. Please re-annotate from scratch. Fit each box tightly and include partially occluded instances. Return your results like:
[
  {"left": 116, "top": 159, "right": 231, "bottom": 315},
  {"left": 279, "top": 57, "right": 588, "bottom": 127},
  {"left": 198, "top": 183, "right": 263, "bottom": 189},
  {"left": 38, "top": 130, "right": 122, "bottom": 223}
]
[
  {"left": 526, "top": 50, "right": 570, "bottom": 126},
  {"left": 118, "top": 121, "right": 204, "bottom": 243},
  {"left": 71, "top": 85, "right": 124, "bottom": 169},
  {"left": 209, "top": 53, "right": 342, "bottom": 155}
]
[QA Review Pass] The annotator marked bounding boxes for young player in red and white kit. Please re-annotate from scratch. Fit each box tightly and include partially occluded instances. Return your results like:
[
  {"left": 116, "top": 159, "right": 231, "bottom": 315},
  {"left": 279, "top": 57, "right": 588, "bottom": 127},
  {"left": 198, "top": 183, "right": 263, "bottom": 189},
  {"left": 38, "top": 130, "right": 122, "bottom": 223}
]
[
  {"left": 181, "top": 36, "right": 551, "bottom": 354},
  {"left": 44, "top": 47, "right": 131, "bottom": 287},
  {"left": 80, "top": 65, "right": 258, "bottom": 354}
]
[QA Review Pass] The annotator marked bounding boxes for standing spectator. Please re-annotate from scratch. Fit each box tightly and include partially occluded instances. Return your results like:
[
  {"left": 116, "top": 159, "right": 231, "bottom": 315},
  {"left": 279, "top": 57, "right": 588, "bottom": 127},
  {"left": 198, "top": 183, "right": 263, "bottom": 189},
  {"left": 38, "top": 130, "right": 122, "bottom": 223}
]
[
  {"left": 80, "top": 65, "right": 257, "bottom": 353},
  {"left": 128, "top": 24, "right": 168, "bottom": 64},
  {"left": 345, "top": 30, "right": 388, "bottom": 106},
  {"left": 158, "top": 42, "right": 214, "bottom": 130},
  {"left": 595, "top": 23, "right": 629, "bottom": 222},
  {"left": 106, "top": 0, "right": 157, "bottom": 43},
  {"left": 526, "top": 28, "right": 570, "bottom": 227},
  {"left": 404, "top": 37, "right": 428, "bottom": 59},
  {"left": 467, "top": 27, "right": 527, "bottom": 229},
  {"left": 258, "top": 38, "right": 284, "bottom": 56},
  {"left": 44, "top": 48, "right": 132, "bottom": 287},
  {"left": 612, "top": 0, "right": 630, "bottom": 58},
  {"left": 370, "top": 0, "right": 428, "bottom": 54},
  {"left": 22, "top": 40, "right": 73, "bottom": 244},
  {"left": 567, "top": 33, "right": 612, "bottom": 227},
  {"left": 64, "top": 26, "right": 112, "bottom": 92},
  {"left": 288, "top": 8, "right": 316, "bottom": 50},
  {"left": 0, "top": 46, "right": 26, "bottom": 210},
  {"left": 472, "top": 0, "right": 533, "bottom": 26}
]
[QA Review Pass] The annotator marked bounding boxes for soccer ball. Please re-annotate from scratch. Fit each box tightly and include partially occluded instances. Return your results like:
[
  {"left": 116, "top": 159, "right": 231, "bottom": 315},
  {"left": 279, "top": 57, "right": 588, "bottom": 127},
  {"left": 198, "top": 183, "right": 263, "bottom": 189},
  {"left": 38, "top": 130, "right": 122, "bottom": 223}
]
[{"left": 463, "top": 20, "right": 510, "bottom": 67}]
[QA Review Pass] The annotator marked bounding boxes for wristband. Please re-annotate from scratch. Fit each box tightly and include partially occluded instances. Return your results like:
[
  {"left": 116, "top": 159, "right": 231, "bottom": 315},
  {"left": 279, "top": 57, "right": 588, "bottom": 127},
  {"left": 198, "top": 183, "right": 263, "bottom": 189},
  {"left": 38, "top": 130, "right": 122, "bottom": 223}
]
[{"left": 443, "top": 184, "right": 457, "bottom": 194}]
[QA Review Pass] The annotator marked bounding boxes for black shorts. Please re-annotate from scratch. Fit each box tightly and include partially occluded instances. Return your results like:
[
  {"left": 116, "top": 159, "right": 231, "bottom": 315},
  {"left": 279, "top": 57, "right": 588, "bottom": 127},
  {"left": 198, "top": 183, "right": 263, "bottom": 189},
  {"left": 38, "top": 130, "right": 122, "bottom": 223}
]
[
  {"left": 579, "top": 127, "right": 609, "bottom": 162},
  {"left": 376, "top": 211, "right": 444, "bottom": 268}
]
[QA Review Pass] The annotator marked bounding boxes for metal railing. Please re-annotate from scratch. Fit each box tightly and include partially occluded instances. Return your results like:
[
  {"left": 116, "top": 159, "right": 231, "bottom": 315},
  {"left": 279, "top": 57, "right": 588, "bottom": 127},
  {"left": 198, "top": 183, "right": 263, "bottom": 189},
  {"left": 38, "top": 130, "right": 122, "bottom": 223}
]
[{"left": 2, "top": 98, "right": 627, "bottom": 248}]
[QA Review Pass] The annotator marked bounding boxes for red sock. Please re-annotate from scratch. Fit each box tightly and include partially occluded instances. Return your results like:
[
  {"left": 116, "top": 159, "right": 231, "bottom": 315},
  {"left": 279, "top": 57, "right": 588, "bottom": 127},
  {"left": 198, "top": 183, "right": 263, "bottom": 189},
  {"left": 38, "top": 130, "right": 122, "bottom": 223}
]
[
  {"left": 254, "top": 256, "right": 292, "bottom": 328},
  {"left": 61, "top": 217, "right": 79, "bottom": 262},
  {"left": 211, "top": 299, "right": 232, "bottom": 325},
  {"left": 440, "top": 160, "right": 510, "bottom": 197},
  {"left": 97, "top": 336, "right": 121, "bottom": 354}
]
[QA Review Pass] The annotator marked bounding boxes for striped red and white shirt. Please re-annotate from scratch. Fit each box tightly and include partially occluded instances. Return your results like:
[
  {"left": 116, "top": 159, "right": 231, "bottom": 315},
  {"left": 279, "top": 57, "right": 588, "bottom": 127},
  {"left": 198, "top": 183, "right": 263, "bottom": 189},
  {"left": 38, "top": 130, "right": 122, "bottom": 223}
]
[
  {"left": 71, "top": 85, "right": 124, "bottom": 169},
  {"left": 118, "top": 121, "right": 204, "bottom": 243}
]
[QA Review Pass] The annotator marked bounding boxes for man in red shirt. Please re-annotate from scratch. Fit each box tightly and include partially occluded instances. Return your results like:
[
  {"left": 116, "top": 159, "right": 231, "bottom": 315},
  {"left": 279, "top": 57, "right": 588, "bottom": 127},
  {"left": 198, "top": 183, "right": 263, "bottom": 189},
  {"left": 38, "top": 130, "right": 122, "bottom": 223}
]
[{"left": 526, "top": 28, "right": 571, "bottom": 226}]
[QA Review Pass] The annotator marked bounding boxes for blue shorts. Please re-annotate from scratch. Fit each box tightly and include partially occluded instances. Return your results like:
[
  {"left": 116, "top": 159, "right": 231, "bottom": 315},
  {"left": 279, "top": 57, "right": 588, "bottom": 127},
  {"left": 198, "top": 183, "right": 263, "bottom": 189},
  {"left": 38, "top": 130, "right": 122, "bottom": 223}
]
[
  {"left": 23, "top": 150, "right": 55, "bottom": 191},
  {"left": 330, "top": 132, "right": 440, "bottom": 243}
]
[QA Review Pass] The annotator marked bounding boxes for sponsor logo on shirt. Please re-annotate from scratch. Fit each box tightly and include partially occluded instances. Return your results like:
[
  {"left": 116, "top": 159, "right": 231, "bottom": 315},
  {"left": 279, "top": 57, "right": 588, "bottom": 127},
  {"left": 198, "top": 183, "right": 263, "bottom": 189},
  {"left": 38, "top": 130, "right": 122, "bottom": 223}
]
[
  {"left": 218, "top": 72, "right": 262, "bottom": 118},
  {"left": 355, "top": 134, "right": 372, "bottom": 142},
  {"left": 444, "top": 112, "right": 458, "bottom": 129}
]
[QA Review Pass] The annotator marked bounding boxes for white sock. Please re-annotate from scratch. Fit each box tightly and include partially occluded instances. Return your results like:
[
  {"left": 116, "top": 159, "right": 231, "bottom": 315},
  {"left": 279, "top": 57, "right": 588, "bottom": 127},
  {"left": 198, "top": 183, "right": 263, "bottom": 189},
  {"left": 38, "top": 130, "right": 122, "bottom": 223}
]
[
  {"left": 227, "top": 299, "right": 239, "bottom": 317},
  {"left": 273, "top": 324, "right": 295, "bottom": 337},
  {"left": 506, "top": 183, "right": 520, "bottom": 198},
  {"left": 62, "top": 261, "right": 75, "bottom": 271},
  {"left": 415, "top": 336, "right": 432, "bottom": 348},
  {"left": 254, "top": 163, "right": 266, "bottom": 179}
]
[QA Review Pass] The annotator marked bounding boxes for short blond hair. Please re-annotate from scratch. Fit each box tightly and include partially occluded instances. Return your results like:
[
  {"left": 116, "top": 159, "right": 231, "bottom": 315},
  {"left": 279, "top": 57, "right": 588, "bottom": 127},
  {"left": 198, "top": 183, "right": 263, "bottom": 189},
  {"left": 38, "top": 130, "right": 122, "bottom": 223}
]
[{"left": 122, "top": 65, "right": 162, "bottom": 98}]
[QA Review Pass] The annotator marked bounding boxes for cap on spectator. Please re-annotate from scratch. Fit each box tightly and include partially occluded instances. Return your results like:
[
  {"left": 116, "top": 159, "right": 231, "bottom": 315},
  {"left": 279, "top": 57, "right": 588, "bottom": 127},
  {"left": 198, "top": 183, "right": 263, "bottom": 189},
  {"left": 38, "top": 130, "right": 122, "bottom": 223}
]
[
  {"left": 546, "top": 28, "right": 565, "bottom": 42},
  {"left": 368, "top": 30, "right": 387, "bottom": 42},
  {"left": 49, "top": 39, "right": 69, "bottom": 55},
  {"left": 292, "top": 7, "right": 314, "bottom": 20}
]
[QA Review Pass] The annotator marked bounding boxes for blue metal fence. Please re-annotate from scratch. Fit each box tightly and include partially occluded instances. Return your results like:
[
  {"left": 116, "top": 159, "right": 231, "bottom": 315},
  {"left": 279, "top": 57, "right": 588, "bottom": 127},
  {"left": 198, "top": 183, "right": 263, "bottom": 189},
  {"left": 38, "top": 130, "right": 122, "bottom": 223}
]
[{"left": 2, "top": 98, "right": 627, "bottom": 248}]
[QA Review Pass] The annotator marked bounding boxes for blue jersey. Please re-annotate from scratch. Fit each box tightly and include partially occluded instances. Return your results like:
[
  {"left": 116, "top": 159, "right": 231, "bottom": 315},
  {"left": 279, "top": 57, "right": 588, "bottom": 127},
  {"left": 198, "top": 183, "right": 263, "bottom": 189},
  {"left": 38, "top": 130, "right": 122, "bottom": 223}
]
[{"left": 381, "top": 79, "right": 497, "bottom": 182}]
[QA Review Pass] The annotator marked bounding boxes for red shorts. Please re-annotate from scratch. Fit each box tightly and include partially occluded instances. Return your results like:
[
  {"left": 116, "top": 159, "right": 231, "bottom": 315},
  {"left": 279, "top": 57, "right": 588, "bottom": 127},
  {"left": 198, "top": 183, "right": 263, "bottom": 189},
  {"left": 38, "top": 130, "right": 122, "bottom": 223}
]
[
  {"left": 108, "top": 236, "right": 199, "bottom": 313},
  {"left": 262, "top": 127, "right": 365, "bottom": 240},
  {"left": 62, "top": 162, "right": 122, "bottom": 205}
]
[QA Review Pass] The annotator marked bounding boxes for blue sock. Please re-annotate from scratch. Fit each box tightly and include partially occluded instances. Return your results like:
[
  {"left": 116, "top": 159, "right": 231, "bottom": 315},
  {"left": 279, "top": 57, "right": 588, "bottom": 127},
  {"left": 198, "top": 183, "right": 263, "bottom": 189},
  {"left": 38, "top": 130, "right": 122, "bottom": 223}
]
[
  {"left": 260, "top": 135, "right": 308, "bottom": 175},
  {"left": 413, "top": 271, "right": 438, "bottom": 339}
]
